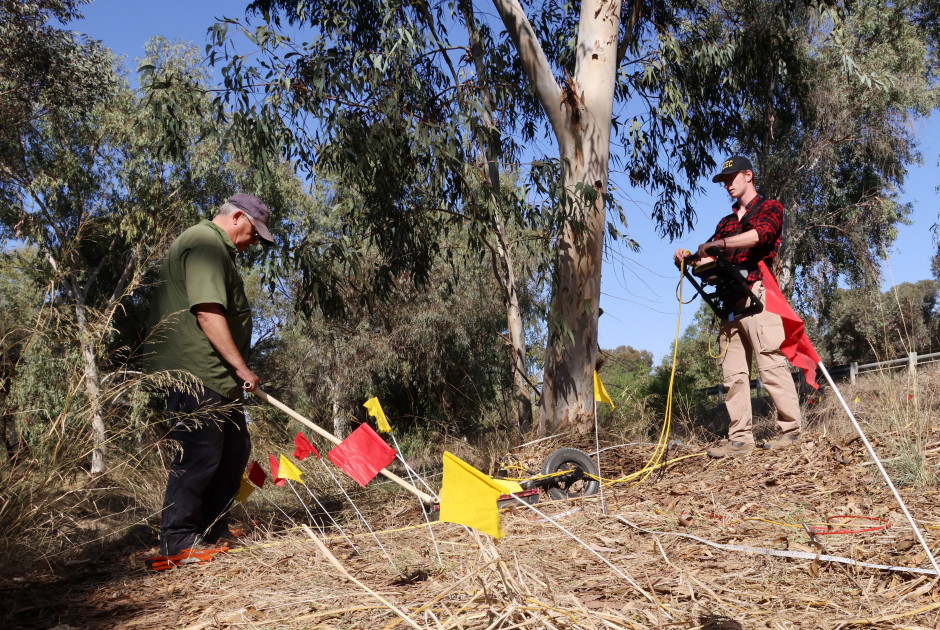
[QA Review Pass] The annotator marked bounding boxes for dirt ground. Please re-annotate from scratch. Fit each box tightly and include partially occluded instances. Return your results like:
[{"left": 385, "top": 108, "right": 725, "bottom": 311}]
[{"left": 3, "top": 428, "right": 940, "bottom": 630}]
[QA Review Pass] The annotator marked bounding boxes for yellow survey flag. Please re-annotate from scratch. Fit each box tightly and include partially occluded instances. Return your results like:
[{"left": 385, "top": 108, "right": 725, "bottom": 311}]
[
  {"left": 439, "top": 452, "right": 510, "bottom": 539},
  {"left": 278, "top": 454, "right": 304, "bottom": 483},
  {"left": 364, "top": 397, "right": 392, "bottom": 433},
  {"left": 594, "top": 371, "right": 614, "bottom": 409},
  {"left": 235, "top": 474, "right": 254, "bottom": 503}
]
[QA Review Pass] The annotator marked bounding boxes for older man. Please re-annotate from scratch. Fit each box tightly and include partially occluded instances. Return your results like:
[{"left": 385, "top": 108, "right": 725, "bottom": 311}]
[
  {"left": 147, "top": 193, "right": 273, "bottom": 554},
  {"left": 673, "top": 156, "right": 802, "bottom": 458}
]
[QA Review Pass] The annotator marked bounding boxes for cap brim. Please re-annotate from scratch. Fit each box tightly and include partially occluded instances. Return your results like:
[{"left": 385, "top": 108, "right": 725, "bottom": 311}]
[
  {"left": 712, "top": 168, "right": 737, "bottom": 183},
  {"left": 256, "top": 223, "right": 275, "bottom": 245}
]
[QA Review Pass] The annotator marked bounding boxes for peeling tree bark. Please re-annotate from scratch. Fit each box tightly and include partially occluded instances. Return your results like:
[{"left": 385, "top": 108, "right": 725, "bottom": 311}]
[
  {"left": 62, "top": 240, "right": 143, "bottom": 475},
  {"left": 490, "top": 212, "right": 533, "bottom": 433}
]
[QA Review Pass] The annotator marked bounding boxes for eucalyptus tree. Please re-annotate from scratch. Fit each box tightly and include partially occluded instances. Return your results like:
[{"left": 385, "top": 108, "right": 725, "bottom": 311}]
[
  {"left": 817, "top": 281, "right": 940, "bottom": 364},
  {"left": 0, "top": 0, "right": 98, "bottom": 174},
  {"left": 0, "top": 247, "right": 46, "bottom": 462},
  {"left": 150, "top": 0, "right": 730, "bottom": 436},
  {"left": 256, "top": 240, "right": 520, "bottom": 441},
  {"left": 0, "top": 1, "right": 122, "bottom": 473}
]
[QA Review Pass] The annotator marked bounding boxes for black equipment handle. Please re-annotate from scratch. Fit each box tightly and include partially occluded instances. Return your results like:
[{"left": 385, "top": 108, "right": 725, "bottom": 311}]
[{"left": 677, "top": 248, "right": 763, "bottom": 321}]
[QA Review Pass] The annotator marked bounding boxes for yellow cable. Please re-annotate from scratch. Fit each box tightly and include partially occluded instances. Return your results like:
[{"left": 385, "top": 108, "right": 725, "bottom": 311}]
[
  {"left": 626, "top": 259, "right": 687, "bottom": 486},
  {"left": 602, "top": 452, "right": 707, "bottom": 484},
  {"left": 708, "top": 327, "right": 729, "bottom": 359}
]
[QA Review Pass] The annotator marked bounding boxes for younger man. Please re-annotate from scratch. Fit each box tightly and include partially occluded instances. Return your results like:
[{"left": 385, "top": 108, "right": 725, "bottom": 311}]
[{"left": 673, "top": 156, "right": 801, "bottom": 458}]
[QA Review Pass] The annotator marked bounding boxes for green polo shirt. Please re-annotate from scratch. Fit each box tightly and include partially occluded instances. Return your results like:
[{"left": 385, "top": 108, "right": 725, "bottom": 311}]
[{"left": 146, "top": 220, "right": 252, "bottom": 400}]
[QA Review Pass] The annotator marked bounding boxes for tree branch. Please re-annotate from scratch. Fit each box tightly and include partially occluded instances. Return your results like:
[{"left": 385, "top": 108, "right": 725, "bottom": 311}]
[
  {"left": 616, "top": 0, "right": 643, "bottom": 67},
  {"left": 488, "top": 0, "right": 565, "bottom": 135}
]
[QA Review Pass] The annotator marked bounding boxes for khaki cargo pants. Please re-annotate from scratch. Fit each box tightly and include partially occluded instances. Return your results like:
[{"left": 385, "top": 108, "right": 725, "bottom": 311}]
[{"left": 718, "top": 281, "right": 802, "bottom": 445}]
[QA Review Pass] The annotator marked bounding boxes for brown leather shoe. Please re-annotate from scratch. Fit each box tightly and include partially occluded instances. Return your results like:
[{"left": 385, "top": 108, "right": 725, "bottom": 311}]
[
  {"left": 707, "top": 441, "right": 755, "bottom": 459},
  {"left": 762, "top": 434, "right": 799, "bottom": 450}
]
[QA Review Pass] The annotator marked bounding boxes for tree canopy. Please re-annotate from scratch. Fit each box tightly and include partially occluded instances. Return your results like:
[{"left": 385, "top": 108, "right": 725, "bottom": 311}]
[{"left": 717, "top": 0, "right": 938, "bottom": 305}]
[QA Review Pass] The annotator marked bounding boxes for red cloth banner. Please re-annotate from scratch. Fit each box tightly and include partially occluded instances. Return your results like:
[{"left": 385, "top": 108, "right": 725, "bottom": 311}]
[
  {"left": 293, "top": 431, "right": 319, "bottom": 461},
  {"left": 327, "top": 423, "right": 397, "bottom": 487},
  {"left": 759, "top": 261, "right": 821, "bottom": 389},
  {"left": 247, "top": 460, "right": 267, "bottom": 488},
  {"left": 268, "top": 453, "right": 286, "bottom": 487}
]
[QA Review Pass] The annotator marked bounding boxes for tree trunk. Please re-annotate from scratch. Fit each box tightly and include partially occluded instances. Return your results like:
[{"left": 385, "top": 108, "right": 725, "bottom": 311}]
[
  {"left": 493, "top": 214, "right": 534, "bottom": 433},
  {"left": 461, "top": 0, "right": 533, "bottom": 434},
  {"left": 776, "top": 242, "right": 795, "bottom": 296},
  {"left": 776, "top": 206, "right": 800, "bottom": 295},
  {"left": 74, "top": 298, "right": 107, "bottom": 474},
  {"left": 329, "top": 339, "right": 347, "bottom": 437},
  {"left": 331, "top": 387, "right": 346, "bottom": 438},
  {"left": 492, "top": 0, "right": 620, "bottom": 434}
]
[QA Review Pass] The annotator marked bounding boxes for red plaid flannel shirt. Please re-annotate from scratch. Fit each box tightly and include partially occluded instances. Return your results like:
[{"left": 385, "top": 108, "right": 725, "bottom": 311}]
[{"left": 709, "top": 195, "right": 783, "bottom": 284}]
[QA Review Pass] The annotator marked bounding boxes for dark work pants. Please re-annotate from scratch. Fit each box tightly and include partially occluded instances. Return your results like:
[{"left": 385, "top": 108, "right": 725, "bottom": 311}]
[{"left": 160, "top": 386, "right": 251, "bottom": 555}]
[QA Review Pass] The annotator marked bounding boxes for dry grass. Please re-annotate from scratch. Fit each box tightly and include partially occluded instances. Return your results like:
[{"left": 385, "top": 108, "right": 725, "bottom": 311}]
[{"left": 3, "top": 367, "right": 940, "bottom": 629}]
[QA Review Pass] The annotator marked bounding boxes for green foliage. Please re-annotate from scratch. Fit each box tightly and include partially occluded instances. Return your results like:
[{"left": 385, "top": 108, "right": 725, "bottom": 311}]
[
  {"left": 816, "top": 280, "right": 940, "bottom": 364},
  {"left": 592, "top": 305, "right": 727, "bottom": 438},
  {"left": 648, "top": 303, "right": 724, "bottom": 401},
  {"left": 137, "top": 0, "right": 938, "bottom": 433},
  {"left": 719, "top": 0, "right": 938, "bottom": 305},
  {"left": 0, "top": 0, "right": 105, "bottom": 177},
  {"left": 595, "top": 345, "right": 654, "bottom": 427},
  {"left": 251, "top": 180, "right": 536, "bottom": 440},
  {"left": 0, "top": 25, "right": 309, "bottom": 471},
  {"left": 138, "top": 0, "right": 787, "bottom": 311}
]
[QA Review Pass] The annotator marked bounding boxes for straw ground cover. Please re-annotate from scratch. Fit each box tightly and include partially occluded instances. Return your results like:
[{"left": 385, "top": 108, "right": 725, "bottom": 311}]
[{"left": 2, "top": 367, "right": 940, "bottom": 629}]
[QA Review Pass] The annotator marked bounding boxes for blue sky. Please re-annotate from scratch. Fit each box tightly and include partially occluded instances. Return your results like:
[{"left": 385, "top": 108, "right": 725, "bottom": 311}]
[{"left": 76, "top": 0, "right": 940, "bottom": 364}]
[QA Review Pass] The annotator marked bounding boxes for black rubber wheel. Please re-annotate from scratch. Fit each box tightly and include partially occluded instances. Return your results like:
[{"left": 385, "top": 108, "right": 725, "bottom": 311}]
[{"left": 540, "top": 447, "right": 599, "bottom": 501}]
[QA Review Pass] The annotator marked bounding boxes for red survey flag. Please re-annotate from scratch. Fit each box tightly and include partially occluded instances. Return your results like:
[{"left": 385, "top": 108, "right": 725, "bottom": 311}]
[
  {"left": 327, "top": 423, "right": 397, "bottom": 487},
  {"left": 247, "top": 460, "right": 267, "bottom": 488},
  {"left": 759, "top": 261, "right": 821, "bottom": 389},
  {"left": 294, "top": 431, "right": 319, "bottom": 460},
  {"left": 268, "top": 453, "right": 286, "bottom": 487}
]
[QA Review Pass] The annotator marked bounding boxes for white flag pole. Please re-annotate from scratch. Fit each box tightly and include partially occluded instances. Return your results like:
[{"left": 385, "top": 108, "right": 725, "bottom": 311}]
[
  {"left": 287, "top": 480, "right": 325, "bottom": 537},
  {"left": 300, "top": 483, "right": 360, "bottom": 553},
  {"left": 817, "top": 361, "right": 939, "bottom": 576},
  {"left": 253, "top": 487, "right": 299, "bottom": 528},
  {"left": 317, "top": 458, "right": 397, "bottom": 570},
  {"left": 593, "top": 397, "right": 607, "bottom": 515},
  {"left": 386, "top": 431, "right": 442, "bottom": 563}
]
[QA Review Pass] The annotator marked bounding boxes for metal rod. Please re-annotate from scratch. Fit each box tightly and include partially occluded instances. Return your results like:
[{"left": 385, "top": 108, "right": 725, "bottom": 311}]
[
  {"left": 318, "top": 458, "right": 397, "bottom": 570},
  {"left": 817, "top": 361, "right": 939, "bottom": 576},
  {"left": 389, "top": 432, "right": 441, "bottom": 563},
  {"left": 301, "top": 482, "right": 359, "bottom": 554},
  {"left": 593, "top": 398, "right": 606, "bottom": 515}
]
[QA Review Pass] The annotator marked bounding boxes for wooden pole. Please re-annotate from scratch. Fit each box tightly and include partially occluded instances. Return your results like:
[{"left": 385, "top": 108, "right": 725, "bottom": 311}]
[{"left": 251, "top": 389, "right": 435, "bottom": 504}]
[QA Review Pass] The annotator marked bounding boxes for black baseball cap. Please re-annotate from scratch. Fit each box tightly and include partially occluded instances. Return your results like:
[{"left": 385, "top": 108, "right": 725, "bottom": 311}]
[
  {"left": 227, "top": 193, "right": 274, "bottom": 244},
  {"left": 711, "top": 155, "right": 753, "bottom": 183}
]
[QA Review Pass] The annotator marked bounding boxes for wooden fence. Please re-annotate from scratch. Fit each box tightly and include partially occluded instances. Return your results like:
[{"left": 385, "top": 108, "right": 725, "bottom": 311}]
[{"left": 702, "top": 351, "right": 940, "bottom": 401}]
